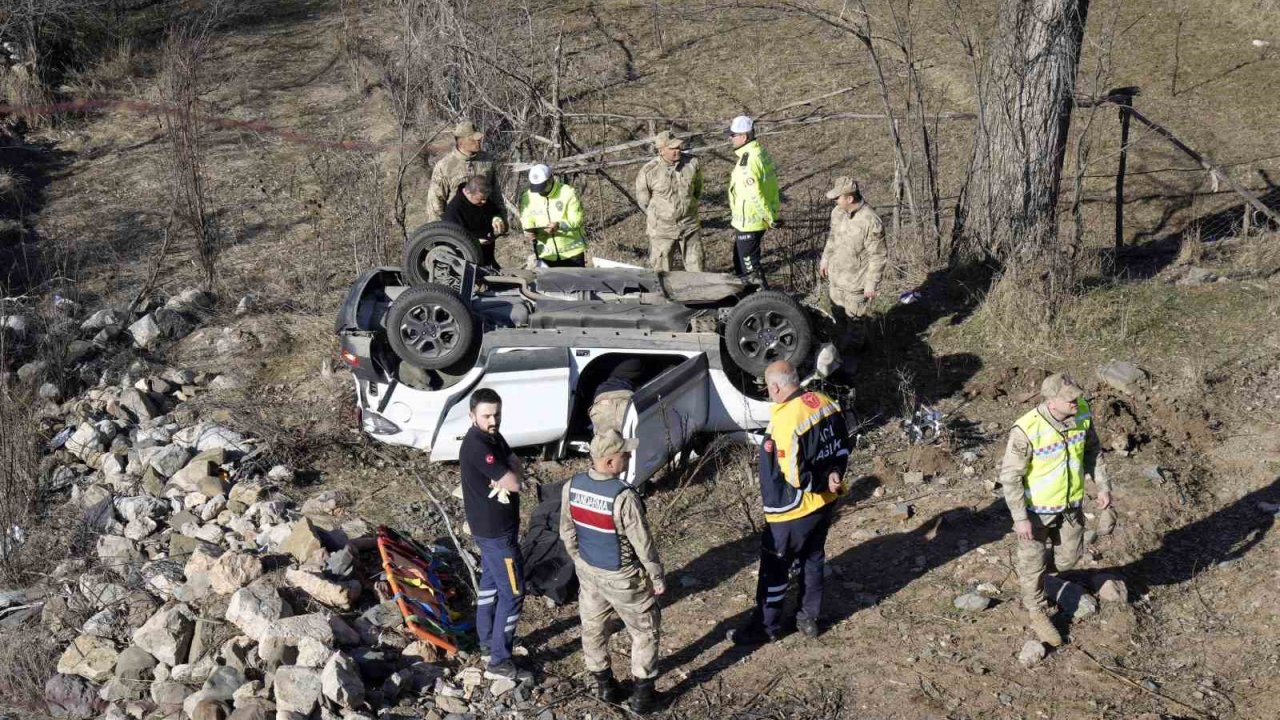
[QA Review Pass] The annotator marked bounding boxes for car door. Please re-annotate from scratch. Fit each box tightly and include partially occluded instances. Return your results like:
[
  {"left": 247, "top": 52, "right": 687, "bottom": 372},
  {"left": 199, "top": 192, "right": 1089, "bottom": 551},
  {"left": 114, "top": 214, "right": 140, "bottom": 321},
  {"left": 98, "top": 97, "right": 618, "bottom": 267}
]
[
  {"left": 430, "top": 347, "right": 572, "bottom": 460},
  {"left": 621, "top": 354, "right": 709, "bottom": 486}
]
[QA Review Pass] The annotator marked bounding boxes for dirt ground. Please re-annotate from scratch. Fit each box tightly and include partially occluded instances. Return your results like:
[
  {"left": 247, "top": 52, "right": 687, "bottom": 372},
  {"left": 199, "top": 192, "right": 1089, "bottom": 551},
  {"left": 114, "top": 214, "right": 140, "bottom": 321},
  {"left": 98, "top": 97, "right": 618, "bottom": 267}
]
[{"left": 7, "top": 0, "right": 1280, "bottom": 717}]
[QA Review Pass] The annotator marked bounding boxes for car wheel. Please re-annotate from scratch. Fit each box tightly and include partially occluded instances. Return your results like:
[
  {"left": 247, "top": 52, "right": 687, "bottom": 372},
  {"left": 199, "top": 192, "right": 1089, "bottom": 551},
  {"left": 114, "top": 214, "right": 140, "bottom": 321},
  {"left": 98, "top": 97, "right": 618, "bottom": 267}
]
[
  {"left": 385, "top": 283, "right": 479, "bottom": 372},
  {"left": 723, "top": 290, "right": 813, "bottom": 377},
  {"left": 402, "top": 222, "right": 482, "bottom": 289}
]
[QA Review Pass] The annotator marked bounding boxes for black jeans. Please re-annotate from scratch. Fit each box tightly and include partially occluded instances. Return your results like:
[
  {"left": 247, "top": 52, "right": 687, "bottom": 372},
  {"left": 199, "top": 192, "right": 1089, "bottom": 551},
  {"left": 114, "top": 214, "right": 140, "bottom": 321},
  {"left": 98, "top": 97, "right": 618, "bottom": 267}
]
[
  {"left": 751, "top": 504, "right": 834, "bottom": 634},
  {"left": 543, "top": 254, "right": 586, "bottom": 268},
  {"left": 733, "top": 230, "right": 768, "bottom": 289}
]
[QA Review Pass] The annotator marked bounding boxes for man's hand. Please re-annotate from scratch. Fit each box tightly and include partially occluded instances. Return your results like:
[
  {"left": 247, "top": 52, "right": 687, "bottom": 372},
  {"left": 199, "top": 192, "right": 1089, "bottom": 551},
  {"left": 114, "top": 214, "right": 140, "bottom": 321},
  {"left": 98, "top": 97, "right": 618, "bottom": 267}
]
[
  {"left": 819, "top": 258, "right": 829, "bottom": 279},
  {"left": 863, "top": 288, "right": 877, "bottom": 301},
  {"left": 827, "top": 471, "right": 843, "bottom": 494},
  {"left": 492, "top": 217, "right": 507, "bottom": 235},
  {"left": 1097, "top": 491, "right": 1113, "bottom": 510},
  {"left": 652, "top": 580, "right": 666, "bottom": 596},
  {"left": 548, "top": 221, "right": 560, "bottom": 234},
  {"left": 1014, "top": 519, "right": 1033, "bottom": 541}
]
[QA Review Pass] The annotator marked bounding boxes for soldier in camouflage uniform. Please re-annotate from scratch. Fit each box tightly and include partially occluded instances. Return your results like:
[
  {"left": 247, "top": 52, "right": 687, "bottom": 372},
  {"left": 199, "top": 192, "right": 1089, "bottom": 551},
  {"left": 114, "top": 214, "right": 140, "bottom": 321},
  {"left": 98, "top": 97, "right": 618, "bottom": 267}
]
[
  {"left": 560, "top": 431, "right": 665, "bottom": 715},
  {"left": 819, "top": 177, "right": 886, "bottom": 355},
  {"left": 635, "top": 131, "right": 704, "bottom": 271},
  {"left": 425, "top": 121, "right": 506, "bottom": 227}
]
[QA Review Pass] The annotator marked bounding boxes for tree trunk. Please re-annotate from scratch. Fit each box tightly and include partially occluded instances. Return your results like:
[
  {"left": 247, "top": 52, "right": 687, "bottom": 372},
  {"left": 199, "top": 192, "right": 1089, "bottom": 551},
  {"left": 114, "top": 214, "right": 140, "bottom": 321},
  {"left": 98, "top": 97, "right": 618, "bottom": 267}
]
[{"left": 955, "top": 0, "right": 1090, "bottom": 266}]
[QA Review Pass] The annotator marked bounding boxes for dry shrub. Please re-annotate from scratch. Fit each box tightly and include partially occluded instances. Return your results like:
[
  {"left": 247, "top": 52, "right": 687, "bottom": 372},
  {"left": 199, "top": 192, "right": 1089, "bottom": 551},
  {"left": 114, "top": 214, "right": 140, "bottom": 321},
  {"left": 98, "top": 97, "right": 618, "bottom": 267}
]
[
  {"left": 62, "top": 39, "right": 140, "bottom": 97},
  {"left": 0, "top": 375, "right": 43, "bottom": 585},
  {"left": 0, "top": 167, "right": 27, "bottom": 205},
  {"left": 0, "top": 59, "right": 53, "bottom": 126},
  {"left": 0, "top": 626, "right": 61, "bottom": 712},
  {"left": 1174, "top": 227, "right": 1205, "bottom": 267}
]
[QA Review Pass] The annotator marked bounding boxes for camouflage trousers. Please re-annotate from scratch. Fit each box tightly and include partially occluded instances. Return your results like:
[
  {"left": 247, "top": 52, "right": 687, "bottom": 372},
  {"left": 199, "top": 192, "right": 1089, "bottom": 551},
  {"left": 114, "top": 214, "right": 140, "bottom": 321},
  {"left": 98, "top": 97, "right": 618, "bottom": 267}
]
[
  {"left": 1016, "top": 509, "right": 1086, "bottom": 611},
  {"left": 588, "top": 390, "right": 633, "bottom": 437},
  {"left": 648, "top": 225, "right": 704, "bottom": 272},
  {"left": 576, "top": 563, "right": 661, "bottom": 680}
]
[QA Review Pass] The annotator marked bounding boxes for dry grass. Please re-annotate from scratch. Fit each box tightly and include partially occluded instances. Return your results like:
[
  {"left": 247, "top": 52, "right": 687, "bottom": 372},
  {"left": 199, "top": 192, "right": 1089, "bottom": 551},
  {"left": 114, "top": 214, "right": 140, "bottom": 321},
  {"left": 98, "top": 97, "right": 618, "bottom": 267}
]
[
  {"left": 0, "top": 378, "right": 42, "bottom": 586},
  {"left": 0, "top": 626, "right": 61, "bottom": 713}
]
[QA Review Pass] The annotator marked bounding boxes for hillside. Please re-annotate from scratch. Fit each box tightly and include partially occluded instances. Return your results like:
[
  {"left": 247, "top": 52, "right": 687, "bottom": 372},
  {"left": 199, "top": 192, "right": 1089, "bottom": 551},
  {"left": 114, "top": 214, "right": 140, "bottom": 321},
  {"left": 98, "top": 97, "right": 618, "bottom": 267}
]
[{"left": 2, "top": 0, "right": 1279, "bottom": 718}]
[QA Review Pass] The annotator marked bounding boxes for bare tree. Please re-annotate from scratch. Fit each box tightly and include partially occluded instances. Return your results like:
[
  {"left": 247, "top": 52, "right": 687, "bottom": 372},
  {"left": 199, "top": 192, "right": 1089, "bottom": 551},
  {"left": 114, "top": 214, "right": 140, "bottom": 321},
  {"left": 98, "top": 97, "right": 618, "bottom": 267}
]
[{"left": 952, "top": 0, "right": 1091, "bottom": 292}]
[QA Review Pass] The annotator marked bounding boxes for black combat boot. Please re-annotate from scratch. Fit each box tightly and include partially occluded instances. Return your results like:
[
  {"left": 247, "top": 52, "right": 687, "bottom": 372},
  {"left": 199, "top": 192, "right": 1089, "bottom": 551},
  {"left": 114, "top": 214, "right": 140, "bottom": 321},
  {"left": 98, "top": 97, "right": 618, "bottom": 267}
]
[
  {"left": 588, "top": 669, "right": 621, "bottom": 703},
  {"left": 629, "top": 677, "right": 660, "bottom": 715}
]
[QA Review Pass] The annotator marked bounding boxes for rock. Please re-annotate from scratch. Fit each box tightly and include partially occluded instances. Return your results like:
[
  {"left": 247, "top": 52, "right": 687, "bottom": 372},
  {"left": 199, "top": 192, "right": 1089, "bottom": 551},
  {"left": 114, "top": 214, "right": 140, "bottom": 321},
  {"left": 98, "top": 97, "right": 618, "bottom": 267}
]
[
  {"left": 45, "top": 673, "right": 105, "bottom": 719},
  {"left": 490, "top": 677, "right": 517, "bottom": 697},
  {"left": 301, "top": 490, "right": 346, "bottom": 517},
  {"left": 1043, "top": 576, "right": 1099, "bottom": 619},
  {"left": 281, "top": 518, "right": 324, "bottom": 564},
  {"left": 118, "top": 389, "right": 159, "bottom": 422},
  {"left": 82, "top": 308, "right": 122, "bottom": 332},
  {"left": 1097, "top": 360, "right": 1146, "bottom": 395},
  {"left": 149, "top": 444, "right": 193, "bottom": 478},
  {"left": 259, "top": 613, "right": 358, "bottom": 667},
  {"left": 228, "top": 699, "right": 274, "bottom": 720},
  {"left": 2, "top": 313, "right": 30, "bottom": 337},
  {"left": 124, "top": 516, "right": 158, "bottom": 541},
  {"left": 65, "top": 339, "right": 97, "bottom": 363},
  {"left": 170, "top": 458, "right": 220, "bottom": 493},
  {"left": 201, "top": 665, "right": 245, "bottom": 702},
  {"left": 189, "top": 697, "right": 231, "bottom": 720},
  {"left": 166, "top": 288, "right": 213, "bottom": 313},
  {"left": 153, "top": 307, "right": 196, "bottom": 340},
  {"left": 199, "top": 474, "right": 230, "bottom": 498},
  {"left": 1018, "top": 639, "right": 1047, "bottom": 668},
  {"left": 227, "top": 583, "right": 292, "bottom": 642},
  {"left": 227, "top": 481, "right": 266, "bottom": 510},
  {"left": 953, "top": 593, "right": 993, "bottom": 613},
  {"left": 81, "top": 607, "right": 120, "bottom": 638},
  {"left": 326, "top": 547, "right": 355, "bottom": 578},
  {"left": 1178, "top": 266, "right": 1218, "bottom": 285},
  {"left": 143, "top": 559, "right": 187, "bottom": 598},
  {"left": 128, "top": 314, "right": 162, "bottom": 349},
  {"left": 132, "top": 603, "right": 195, "bottom": 666},
  {"left": 1143, "top": 465, "right": 1166, "bottom": 484},
  {"left": 66, "top": 422, "right": 105, "bottom": 460},
  {"left": 285, "top": 569, "right": 361, "bottom": 610},
  {"left": 56, "top": 634, "right": 119, "bottom": 682},
  {"left": 38, "top": 381, "right": 61, "bottom": 400},
  {"left": 902, "top": 470, "right": 926, "bottom": 486},
  {"left": 210, "top": 553, "right": 263, "bottom": 595},
  {"left": 890, "top": 502, "right": 913, "bottom": 521},
  {"left": 321, "top": 652, "right": 365, "bottom": 709},
  {"left": 401, "top": 640, "right": 441, "bottom": 664},
  {"left": 150, "top": 679, "right": 188, "bottom": 709},
  {"left": 274, "top": 666, "right": 323, "bottom": 714},
  {"left": 115, "top": 495, "right": 168, "bottom": 522},
  {"left": 435, "top": 695, "right": 470, "bottom": 714},
  {"left": 176, "top": 424, "right": 251, "bottom": 453},
  {"left": 193, "top": 523, "right": 227, "bottom": 545},
  {"left": 1096, "top": 577, "right": 1129, "bottom": 604},
  {"left": 114, "top": 646, "right": 157, "bottom": 682},
  {"left": 234, "top": 295, "right": 254, "bottom": 316},
  {"left": 96, "top": 535, "right": 141, "bottom": 575}
]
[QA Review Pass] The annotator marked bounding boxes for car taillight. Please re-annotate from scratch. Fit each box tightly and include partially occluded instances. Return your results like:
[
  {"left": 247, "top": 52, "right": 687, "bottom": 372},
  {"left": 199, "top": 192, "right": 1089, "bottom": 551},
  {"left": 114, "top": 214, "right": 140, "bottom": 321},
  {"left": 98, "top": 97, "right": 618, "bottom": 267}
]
[{"left": 340, "top": 349, "right": 359, "bottom": 367}]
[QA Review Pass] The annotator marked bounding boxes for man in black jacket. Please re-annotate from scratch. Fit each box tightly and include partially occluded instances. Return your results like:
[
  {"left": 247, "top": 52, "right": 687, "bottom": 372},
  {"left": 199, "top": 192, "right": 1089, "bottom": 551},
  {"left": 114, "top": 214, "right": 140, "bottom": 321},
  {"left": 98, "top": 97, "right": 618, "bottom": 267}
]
[{"left": 443, "top": 174, "right": 506, "bottom": 268}]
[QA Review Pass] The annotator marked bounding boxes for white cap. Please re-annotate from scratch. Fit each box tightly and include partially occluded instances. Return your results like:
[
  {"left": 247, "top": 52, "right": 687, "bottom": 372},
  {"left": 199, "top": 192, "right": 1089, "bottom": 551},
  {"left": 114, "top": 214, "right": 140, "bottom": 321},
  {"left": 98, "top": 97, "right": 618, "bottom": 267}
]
[
  {"left": 729, "top": 115, "right": 754, "bottom": 134},
  {"left": 528, "top": 164, "right": 551, "bottom": 185}
]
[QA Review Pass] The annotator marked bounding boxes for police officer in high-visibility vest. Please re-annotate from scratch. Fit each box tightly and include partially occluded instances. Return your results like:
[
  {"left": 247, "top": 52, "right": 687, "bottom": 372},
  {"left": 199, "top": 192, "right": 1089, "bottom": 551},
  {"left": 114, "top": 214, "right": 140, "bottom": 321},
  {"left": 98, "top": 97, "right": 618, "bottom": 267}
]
[
  {"left": 730, "top": 360, "right": 849, "bottom": 645},
  {"left": 726, "top": 115, "right": 780, "bottom": 288},
  {"left": 559, "top": 430, "right": 665, "bottom": 714},
  {"left": 998, "top": 373, "right": 1113, "bottom": 648},
  {"left": 518, "top": 164, "right": 588, "bottom": 268}
]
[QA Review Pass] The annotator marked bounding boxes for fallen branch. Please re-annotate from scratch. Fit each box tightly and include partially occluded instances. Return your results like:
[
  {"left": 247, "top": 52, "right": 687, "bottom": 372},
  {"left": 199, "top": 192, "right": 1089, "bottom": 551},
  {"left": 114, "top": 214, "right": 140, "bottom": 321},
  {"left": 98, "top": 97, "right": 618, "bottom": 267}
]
[
  {"left": 407, "top": 471, "right": 479, "bottom": 596},
  {"left": 1076, "top": 646, "right": 1212, "bottom": 719}
]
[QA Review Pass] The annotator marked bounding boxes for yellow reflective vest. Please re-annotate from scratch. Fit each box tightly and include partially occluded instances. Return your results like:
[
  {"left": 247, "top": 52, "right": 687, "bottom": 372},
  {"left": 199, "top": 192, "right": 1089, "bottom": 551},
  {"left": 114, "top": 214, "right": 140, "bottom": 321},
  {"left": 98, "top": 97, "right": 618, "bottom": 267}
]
[
  {"left": 728, "top": 140, "right": 780, "bottom": 232},
  {"left": 1013, "top": 399, "right": 1091, "bottom": 514},
  {"left": 518, "top": 181, "right": 587, "bottom": 262},
  {"left": 758, "top": 390, "right": 850, "bottom": 523}
]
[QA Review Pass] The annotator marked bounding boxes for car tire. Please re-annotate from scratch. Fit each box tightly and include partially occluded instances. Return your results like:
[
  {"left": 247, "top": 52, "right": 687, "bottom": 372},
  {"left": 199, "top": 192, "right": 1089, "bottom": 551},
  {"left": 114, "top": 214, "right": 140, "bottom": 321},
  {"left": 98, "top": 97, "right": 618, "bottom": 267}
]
[
  {"left": 723, "top": 290, "right": 813, "bottom": 377},
  {"left": 385, "top": 283, "right": 479, "bottom": 373},
  {"left": 402, "top": 222, "right": 482, "bottom": 288}
]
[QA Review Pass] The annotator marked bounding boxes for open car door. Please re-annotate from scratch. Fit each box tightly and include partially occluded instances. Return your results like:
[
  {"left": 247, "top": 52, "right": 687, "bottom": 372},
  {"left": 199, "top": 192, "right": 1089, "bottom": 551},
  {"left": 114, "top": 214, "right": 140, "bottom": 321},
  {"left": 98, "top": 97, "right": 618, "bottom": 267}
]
[{"left": 621, "top": 354, "right": 709, "bottom": 486}]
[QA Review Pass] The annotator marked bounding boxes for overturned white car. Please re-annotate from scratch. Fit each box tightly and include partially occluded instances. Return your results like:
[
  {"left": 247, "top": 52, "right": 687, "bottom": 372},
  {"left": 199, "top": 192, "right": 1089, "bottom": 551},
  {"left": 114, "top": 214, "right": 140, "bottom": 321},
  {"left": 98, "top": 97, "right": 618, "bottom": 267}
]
[{"left": 335, "top": 223, "right": 837, "bottom": 486}]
